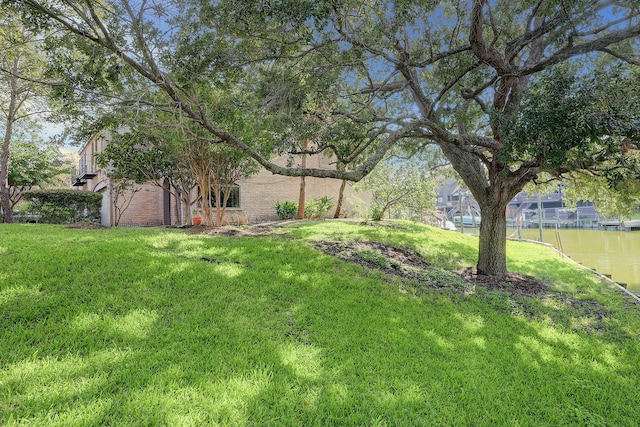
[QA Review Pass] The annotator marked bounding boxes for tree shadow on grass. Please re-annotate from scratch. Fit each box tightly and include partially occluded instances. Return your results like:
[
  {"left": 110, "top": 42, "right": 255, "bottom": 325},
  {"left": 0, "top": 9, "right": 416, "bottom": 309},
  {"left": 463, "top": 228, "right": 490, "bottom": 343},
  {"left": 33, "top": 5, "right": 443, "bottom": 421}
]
[
  {"left": 310, "top": 233, "right": 639, "bottom": 344},
  {"left": 2, "top": 227, "right": 640, "bottom": 425}
]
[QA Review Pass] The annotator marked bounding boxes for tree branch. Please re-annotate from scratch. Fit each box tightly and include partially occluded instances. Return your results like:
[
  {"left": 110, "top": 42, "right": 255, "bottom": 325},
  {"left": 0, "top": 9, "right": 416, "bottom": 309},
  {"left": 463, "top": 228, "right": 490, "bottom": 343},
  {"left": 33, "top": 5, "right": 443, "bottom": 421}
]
[{"left": 522, "top": 24, "right": 640, "bottom": 75}]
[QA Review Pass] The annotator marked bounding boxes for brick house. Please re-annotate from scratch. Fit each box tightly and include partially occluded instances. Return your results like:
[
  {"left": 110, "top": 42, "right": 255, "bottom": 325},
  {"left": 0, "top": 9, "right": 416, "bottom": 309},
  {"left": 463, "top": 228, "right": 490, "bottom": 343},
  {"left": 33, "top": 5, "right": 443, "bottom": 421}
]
[{"left": 71, "top": 134, "right": 368, "bottom": 226}]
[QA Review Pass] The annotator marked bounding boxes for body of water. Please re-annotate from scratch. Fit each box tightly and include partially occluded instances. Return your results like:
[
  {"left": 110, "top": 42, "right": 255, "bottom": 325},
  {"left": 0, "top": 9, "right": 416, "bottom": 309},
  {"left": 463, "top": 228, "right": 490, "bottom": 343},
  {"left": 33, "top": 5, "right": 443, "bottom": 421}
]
[
  {"left": 462, "top": 227, "right": 640, "bottom": 295},
  {"left": 519, "top": 228, "right": 640, "bottom": 295}
]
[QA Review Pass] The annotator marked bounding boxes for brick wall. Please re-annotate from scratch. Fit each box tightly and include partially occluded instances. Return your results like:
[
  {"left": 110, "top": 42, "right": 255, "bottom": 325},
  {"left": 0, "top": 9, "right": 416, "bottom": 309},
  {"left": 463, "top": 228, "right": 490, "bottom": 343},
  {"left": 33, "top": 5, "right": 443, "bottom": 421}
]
[
  {"left": 226, "top": 153, "right": 371, "bottom": 223},
  {"left": 236, "top": 171, "right": 364, "bottom": 222},
  {"left": 112, "top": 183, "right": 165, "bottom": 226}
]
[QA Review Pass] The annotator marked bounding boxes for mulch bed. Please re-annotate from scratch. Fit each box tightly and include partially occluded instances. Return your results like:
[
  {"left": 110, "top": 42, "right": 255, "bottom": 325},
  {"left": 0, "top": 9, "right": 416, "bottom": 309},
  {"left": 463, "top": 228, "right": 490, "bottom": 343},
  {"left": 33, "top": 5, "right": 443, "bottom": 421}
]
[
  {"left": 459, "top": 267, "right": 549, "bottom": 296},
  {"left": 313, "top": 239, "right": 548, "bottom": 297},
  {"left": 182, "top": 222, "right": 281, "bottom": 237}
]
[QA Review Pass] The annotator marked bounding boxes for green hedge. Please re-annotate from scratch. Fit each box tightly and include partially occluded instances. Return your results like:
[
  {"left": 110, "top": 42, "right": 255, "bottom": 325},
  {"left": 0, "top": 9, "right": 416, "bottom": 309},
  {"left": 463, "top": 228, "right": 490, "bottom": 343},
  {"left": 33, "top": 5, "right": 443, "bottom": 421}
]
[{"left": 22, "top": 189, "right": 102, "bottom": 224}]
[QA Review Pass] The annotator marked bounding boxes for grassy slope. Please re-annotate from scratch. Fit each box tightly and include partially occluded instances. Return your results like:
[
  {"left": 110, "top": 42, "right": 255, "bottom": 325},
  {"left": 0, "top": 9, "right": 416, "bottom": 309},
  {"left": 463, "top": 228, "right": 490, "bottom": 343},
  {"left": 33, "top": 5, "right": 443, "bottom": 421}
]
[{"left": 1, "top": 221, "right": 639, "bottom": 426}]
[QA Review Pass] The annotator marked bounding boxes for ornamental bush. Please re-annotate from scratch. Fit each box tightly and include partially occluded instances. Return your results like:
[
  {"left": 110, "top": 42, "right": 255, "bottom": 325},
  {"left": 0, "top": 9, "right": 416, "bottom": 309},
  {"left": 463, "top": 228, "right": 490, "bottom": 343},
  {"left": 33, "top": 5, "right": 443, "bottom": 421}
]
[
  {"left": 22, "top": 189, "right": 102, "bottom": 224},
  {"left": 304, "top": 196, "right": 333, "bottom": 219},
  {"left": 274, "top": 200, "right": 298, "bottom": 220}
]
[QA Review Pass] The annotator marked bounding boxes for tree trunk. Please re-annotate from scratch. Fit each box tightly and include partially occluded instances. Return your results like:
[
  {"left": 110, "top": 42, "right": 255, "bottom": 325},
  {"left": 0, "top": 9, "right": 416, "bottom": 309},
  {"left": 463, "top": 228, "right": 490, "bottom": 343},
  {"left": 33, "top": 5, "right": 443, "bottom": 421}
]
[
  {"left": 217, "top": 184, "right": 234, "bottom": 227},
  {"left": 333, "top": 179, "right": 347, "bottom": 218},
  {"left": 177, "top": 188, "right": 192, "bottom": 226},
  {"left": 373, "top": 202, "right": 390, "bottom": 221},
  {"left": 476, "top": 192, "right": 510, "bottom": 278},
  {"left": 297, "top": 175, "right": 306, "bottom": 219},
  {"left": 297, "top": 139, "right": 309, "bottom": 219},
  {"left": 437, "top": 141, "right": 526, "bottom": 279},
  {"left": 0, "top": 65, "right": 18, "bottom": 224},
  {"left": 195, "top": 170, "right": 212, "bottom": 226},
  {"left": 212, "top": 175, "right": 223, "bottom": 227},
  {"left": 0, "top": 130, "right": 12, "bottom": 223}
]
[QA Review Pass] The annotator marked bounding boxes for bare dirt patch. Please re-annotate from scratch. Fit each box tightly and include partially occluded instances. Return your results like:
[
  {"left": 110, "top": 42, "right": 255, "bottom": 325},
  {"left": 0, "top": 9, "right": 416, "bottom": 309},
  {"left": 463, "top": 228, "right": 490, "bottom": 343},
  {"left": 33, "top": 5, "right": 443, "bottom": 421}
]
[
  {"left": 314, "top": 240, "right": 429, "bottom": 273},
  {"left": 459, "top": 267, "right": 549, "bottom": 297},
  {"left": 182, "top": 222, "right": 282, "bottom": 237},
  {"left": 313, "top": 239, "right": 549, "bottom": 297}
]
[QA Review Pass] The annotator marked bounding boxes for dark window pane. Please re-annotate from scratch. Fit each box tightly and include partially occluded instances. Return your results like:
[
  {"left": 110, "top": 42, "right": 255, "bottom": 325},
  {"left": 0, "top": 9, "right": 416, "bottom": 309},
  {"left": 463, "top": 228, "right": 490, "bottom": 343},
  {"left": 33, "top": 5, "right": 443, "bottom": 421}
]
[{"left": 210, "top": 185, "right": 240, "bottom": 208}]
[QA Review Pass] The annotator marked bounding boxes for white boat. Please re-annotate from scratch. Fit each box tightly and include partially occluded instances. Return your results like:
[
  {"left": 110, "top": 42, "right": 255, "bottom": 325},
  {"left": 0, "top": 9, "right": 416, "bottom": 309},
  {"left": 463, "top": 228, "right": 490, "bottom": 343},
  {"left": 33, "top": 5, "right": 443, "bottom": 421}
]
[{"left": 442, "top": 220, "right": 457, "bottom": 231}]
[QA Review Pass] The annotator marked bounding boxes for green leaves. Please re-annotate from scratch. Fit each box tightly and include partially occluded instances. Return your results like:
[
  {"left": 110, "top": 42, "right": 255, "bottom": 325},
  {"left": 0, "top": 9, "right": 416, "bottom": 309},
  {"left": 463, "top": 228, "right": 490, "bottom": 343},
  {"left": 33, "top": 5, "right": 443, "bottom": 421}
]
[
  {"left": 22, "top": 189, "right": 102, "bottom": 223},
  {"left": 563, "top": 172, "right": 640, "bottom": 218},
  {"left": 8, "top": 140, "right": 66, "bottom": 190},
  {"left": 499, "top": 66, "right": 640, "bottom": 182},
  {"left": 275, "top": 200, "right": 298, "bottom": 219},
  {"left": 95, "top": 133, "right": 173, "bottom": 184},
  {"left": 356, "top": 159, "right": 439, "bottom": 220}
]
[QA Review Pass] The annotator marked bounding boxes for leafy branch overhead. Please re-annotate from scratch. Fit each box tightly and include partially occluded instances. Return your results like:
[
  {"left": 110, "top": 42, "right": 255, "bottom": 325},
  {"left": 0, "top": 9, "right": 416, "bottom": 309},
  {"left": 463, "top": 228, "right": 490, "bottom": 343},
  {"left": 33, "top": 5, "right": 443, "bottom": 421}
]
[{"left": 500, "top": 67, "right": 640, "bottom": 179}]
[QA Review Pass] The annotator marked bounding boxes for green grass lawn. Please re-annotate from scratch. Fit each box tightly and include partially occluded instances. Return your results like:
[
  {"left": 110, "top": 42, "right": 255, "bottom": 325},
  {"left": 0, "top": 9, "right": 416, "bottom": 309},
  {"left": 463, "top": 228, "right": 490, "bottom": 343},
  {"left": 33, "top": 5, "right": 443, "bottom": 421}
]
[{"left": 1, "top": 221, "right": 639, "bottom": 426}]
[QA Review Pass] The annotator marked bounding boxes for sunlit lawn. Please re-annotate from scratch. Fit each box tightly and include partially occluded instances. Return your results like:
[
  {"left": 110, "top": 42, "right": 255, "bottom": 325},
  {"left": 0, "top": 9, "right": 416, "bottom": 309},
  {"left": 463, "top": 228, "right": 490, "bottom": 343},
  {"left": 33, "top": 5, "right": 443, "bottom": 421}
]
[{"left": 1, "top": 221, "right": 639, "bottom": 426}]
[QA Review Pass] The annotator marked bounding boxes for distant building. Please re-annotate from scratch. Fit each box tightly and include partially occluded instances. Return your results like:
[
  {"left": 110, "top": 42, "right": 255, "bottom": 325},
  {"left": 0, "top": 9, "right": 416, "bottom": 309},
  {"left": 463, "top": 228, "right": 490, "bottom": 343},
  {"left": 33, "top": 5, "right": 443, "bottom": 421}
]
[{"left": 436, "top": 178, "right": 599, "bottom": 228}]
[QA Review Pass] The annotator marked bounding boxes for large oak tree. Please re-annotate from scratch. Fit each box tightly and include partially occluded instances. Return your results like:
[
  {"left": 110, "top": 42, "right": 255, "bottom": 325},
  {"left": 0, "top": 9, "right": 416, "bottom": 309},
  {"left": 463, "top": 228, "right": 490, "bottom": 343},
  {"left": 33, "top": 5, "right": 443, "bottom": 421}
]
[{"left": 15, "top": 0, "right": 640, "bottom": 278}]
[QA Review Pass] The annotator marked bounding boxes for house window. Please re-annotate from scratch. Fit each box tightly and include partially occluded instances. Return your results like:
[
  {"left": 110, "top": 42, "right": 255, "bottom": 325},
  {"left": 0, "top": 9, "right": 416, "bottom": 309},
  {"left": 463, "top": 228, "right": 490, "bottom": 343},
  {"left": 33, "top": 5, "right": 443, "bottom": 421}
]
[
  {"left": 80, "top": 153, "right": 88, "bottom": 175},
  {"left": 210, "top": 184, "right": 240, "bottom": 208}
]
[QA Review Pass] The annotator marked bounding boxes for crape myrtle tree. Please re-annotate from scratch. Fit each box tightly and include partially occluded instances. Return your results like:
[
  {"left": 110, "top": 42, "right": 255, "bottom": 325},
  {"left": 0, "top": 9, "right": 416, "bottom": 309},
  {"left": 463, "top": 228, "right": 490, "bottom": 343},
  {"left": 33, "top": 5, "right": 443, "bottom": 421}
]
[
  {"left": 96, "top": 113, "right": 259, "bottom": 227},
  {"left": 208, "top": 143, "right": 259, "bottom": 227},
  {"left": 93, "top": 73, "right": 263, "bottom": 226},
  {"left": 182, "top": 124, "right": 259, "bottom": 227},
  {"left": 15, "top": 0, "right": 640, "bottom": 278},
  {"left": 95, "top": 125, "right": 198, "bottom": 226}
]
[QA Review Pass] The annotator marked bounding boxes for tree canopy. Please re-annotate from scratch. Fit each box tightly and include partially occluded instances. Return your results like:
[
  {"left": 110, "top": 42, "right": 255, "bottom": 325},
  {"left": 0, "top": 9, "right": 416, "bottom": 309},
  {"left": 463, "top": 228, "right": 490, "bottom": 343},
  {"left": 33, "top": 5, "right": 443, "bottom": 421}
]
[
  {"left": 0, "top": 9, "right": 53, "bottom": 222},
  {"left": 8, "top": 135, "right": 68, "bottom": 208}
]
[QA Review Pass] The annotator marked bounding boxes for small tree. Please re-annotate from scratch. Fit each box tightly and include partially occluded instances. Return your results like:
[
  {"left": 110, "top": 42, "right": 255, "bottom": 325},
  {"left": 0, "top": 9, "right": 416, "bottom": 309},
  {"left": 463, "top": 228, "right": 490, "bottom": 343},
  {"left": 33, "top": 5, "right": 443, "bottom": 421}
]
[
  {"left": 109, "top": 177, "right": 140, "bottom": 227},
  {"left": 356, "top": 160, "right": 438, "bottom": 221},
  {"left": 0, "top": 13, "right": 52, "bottom": 223},
  {"left": 8, "top": 138, "right": 67, "bottom": 210},
  {"left": 210, "top": 145, "right": 258, "bottom": 227},
  {"left": 96, "top": 129, "right": 197, "bottom": 226},
  {"left": 184, "top": 133, "right": 259, "bottom": 227}
]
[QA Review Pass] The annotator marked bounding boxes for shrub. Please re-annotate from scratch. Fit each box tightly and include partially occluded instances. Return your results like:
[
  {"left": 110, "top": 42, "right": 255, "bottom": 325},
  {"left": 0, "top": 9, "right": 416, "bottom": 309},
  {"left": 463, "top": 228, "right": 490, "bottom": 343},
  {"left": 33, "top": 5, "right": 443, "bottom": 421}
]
[
  {"left": 275, "top": 200, "right": 298, "bottom": 219},
  {"left": 369, "top": 205, "right": 384, "bottom": 221},
  {"left": 22, "top": 189, "right": 102, "bottom": 224},
  {"left": 304, "top": 196, "right": 333, "bottom": 219}
]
